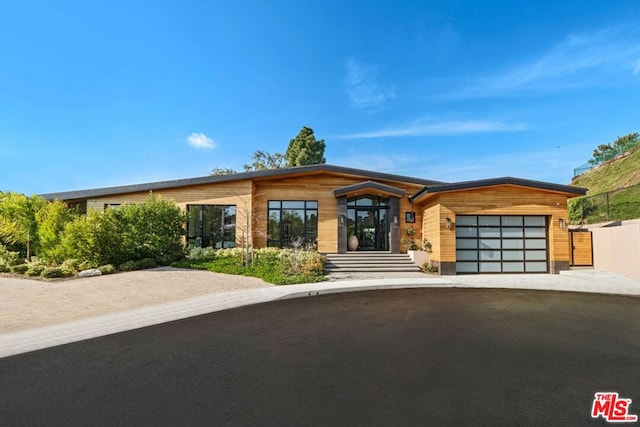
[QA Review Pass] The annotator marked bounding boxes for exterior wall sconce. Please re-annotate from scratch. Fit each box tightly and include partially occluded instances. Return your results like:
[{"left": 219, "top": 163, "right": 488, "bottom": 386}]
[
  {"left": 339, "top": 214, "right": 346, "bottom": 225},
  {"left": 559, "top": 218, "right": 566, "bottom": 229},
  {"left": 445, "top": 217, "right": 452, "bottom": 230},
  {"left": 393, "top": 216, "right": 398, "bottom": 225}
]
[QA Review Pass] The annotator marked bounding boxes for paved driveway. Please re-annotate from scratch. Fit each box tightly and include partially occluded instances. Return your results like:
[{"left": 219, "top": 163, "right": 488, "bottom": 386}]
[
  {"left": 0, "top": 267, "right": 270, "bottom": 333},
  {"left": 1, "top": 288, "right": 639, "bottom": 426}
]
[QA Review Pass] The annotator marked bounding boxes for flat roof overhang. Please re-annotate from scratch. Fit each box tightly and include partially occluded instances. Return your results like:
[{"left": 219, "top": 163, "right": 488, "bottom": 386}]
[
  {"left": 333, "top": 181, "right": 406, "bottom": 199},
  {"left": 39, "top": 164, "right": 442, "bottom": 202},
  {"left": 410, "top": 177, "right": 588, "bottom": 204}
]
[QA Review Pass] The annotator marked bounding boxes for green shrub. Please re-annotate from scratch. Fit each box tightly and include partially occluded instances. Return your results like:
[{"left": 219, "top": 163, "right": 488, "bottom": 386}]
[
  {"left": 422, "top": 262, "right": 439, "bottom": 273},
  {"left": 24, "top": 257, "right": 47, "bottom": 276},
  {"left": 176, "top": 247, "right": 325, "bottom": 285},
  {"left": 60, "top": 258, "right": 81, "bottom": 276},
  {"left": 57, "top": 195, "right": 186, "bottom": 267},
  {"left": 118, "top": 260, "right": 138, "bottom": 271},
  {"left": 10, "top": 264, "right": 29, "bottom": 274},
  {"left": 188, "top": 246, "right": 217, "bottom": 261},
  {"left": 97, "top": 264, "right": 116, "bottom": 275},
  {"left": 136, "top": 258, "right": 157, "bottom": 269},
  {"left": 35, "top": 200, "right": 78, "bottom": 263},
  {"left": 0, "top": 263, "right": 10, "bottom": 273},
  {"left": 0, "top": 244, "right": 21, "bottom": 266},
  {"left": 155, "top": 253, "right": 180, "bottom": 266},
  {"left": 401, "top": 238, "right": 420, "bottom": 250},
  {"left": 25, "top": 264, "right": 45, "bottom": 276},
  {"left": 118, "top": 258, "right": 157, "bottom": 271},
  {"left": 79, "top": 260, "right": 96, "bottom": 270},
  {"left": 41, "top": 266, "right": 67, "bottom": 278}
]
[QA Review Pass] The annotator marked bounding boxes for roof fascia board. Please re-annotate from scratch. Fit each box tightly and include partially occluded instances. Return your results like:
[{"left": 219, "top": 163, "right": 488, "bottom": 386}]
[
  {"left": 333, "top": 180, "right": 406, "bottom": 197},
  {"left": 40, "top": 164, "right": 443, "bottom": 201}
]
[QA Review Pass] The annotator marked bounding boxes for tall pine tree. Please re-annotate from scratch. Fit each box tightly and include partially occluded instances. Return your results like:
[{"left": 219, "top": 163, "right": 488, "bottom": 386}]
[{"left": 285, "top": 127, "right": 326, "bottom": 167}]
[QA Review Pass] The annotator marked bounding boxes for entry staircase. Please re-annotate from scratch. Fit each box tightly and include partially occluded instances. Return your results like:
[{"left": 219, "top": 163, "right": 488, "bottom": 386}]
[{"left": 324, "top": 252, "right": 420, "bottom": 273}]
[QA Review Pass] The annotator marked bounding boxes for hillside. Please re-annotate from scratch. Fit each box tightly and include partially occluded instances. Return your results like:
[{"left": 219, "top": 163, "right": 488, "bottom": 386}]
[
  {"left": 571, "top": 146, "right": 640, "bottom": 194},
  {"left": 569, "top": 147, "right": 640, "bottom": 224}
]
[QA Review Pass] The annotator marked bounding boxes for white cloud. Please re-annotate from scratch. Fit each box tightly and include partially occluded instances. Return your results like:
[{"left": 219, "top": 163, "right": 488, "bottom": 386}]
[
  {"left": 442, "top": 26, "right": 640, "bottom": 98},
  {"left": 186, "top": 132, "right": 216, "bottom": 149},
  {"left": 344, "top": 58, "right": 395, "bottom": 109},
  {"left": 337, "top": 118, "right": 526, "bottom": 139}
]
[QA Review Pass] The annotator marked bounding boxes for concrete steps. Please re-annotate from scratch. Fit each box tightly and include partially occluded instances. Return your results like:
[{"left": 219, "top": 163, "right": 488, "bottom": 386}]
[{"left": 325, "top": 252, "right": 420, "bottom": 273}]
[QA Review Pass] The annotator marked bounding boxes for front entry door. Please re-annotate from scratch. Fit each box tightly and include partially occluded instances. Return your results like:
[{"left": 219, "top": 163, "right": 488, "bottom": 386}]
[{"left": 349, "top": 208, "right": 389, "bottom": 251}]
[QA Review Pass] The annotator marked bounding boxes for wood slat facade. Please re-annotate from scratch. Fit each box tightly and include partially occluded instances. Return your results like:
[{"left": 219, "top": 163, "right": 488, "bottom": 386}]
[
  {"left": 415, "top": 185, "right": 572, "bottom": 274},
  {"left": 47, "top": 166, "right": 584, "bottom": 275}
]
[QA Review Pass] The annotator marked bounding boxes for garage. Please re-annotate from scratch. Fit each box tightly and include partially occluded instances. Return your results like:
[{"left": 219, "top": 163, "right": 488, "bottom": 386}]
[{"left": 456, "top": 215, "right": 548, "bottom": 273}]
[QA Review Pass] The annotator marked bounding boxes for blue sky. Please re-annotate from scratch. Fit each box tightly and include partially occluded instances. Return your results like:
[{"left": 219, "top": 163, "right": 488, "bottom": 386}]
[{"left": 2, "top": 0, "right": 640, "bottom": 194}]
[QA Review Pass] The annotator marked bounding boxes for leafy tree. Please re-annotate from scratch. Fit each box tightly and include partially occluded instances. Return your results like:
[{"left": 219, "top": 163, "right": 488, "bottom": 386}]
[
  {"left": 0, "top": 192, "right": 47, "bottom": 259},
  {"left": 243, "top": 150, "right": 286, "bottom": 171},
  {"left": 613, "top": 132, "right": 639, "bottom": 149},
  {"left": 59, "top": 214, "right": 101, "bottom": 266},
  {"left": 210, "top": 167, "right": 238, "bottom": 176},
  {"left": 568, "top": 197, "right": 596, "bottom": 224},
  {"left": 35, "top": 200, "right": 78, "bottom": 262},
  {"left": 589, "top": 143, "right": 615, "bottom": 165},
  {"left": 588, "top": 132, "right": 640, "bottom": 165},
  {"left": 210, "top": 126, "right": 327, "bottom": 173},
  {"left": 285, "top": 126, "right": 326, "bottom": 167}
]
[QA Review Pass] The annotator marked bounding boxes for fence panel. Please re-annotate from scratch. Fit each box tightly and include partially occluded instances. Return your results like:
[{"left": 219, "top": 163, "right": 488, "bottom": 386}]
[
  {"left": 569, "top": 230, "right": 593, "bottom": 267},
  {"left": 569, "top": 183, "right": 640, "bottom": 224}
]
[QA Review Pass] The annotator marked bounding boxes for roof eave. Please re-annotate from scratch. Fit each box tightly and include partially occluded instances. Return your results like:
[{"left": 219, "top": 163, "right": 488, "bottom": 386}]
[{"left": 39, "top": 164, "right": 444, "bottom": 201}]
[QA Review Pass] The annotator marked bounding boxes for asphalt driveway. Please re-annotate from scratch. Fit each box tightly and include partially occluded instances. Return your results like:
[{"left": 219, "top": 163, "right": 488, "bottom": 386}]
[{"left": 1, "top": 288, "right": 639, "bottom": 426}]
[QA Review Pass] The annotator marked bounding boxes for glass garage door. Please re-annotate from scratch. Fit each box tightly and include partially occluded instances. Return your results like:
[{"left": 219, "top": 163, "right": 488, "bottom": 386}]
[{"left": 456, "top": 215, "right": 548, "bottom": 274}]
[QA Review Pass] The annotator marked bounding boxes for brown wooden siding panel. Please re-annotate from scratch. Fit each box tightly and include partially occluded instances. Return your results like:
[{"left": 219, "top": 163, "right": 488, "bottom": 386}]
[
  {"left": 417, "top": 186, "right": 571, "bottom": 264},
  {"left": 253, "top": 174, "right": 423, "bottom": 252},
  {"left": 422, "top": 202, "right": 441, "bottom": 262}
]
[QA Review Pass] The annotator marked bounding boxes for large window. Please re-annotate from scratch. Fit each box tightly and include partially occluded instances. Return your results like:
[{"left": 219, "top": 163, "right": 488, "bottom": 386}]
[
  {"left": 268, "top": 201, "right": 318, "bottom": 248},
  {"left": 187, "top": 205, "right": 236, "bottom": 249}
]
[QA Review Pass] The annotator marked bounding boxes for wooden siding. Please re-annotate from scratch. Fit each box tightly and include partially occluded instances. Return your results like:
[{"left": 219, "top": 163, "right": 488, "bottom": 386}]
[
  {"left": 421, "top": 199, "right": 441, "bottom": 261},
  {"left": 253, "top": 173, "right": 423, "bottom": 253},
  {"left": 78, "top": 173, "right": 424, "bottom": 253},
  {"left": 418, "top": 185, "right": 570, "bottom": 264}
]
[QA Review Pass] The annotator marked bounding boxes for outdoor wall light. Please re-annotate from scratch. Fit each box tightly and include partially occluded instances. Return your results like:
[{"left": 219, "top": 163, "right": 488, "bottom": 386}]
[
  {"left": 445, "top": 217, "right": 452, "bottom": 230},
  {"left": 559, "top": 218, "right": 566, "bottom": 229},
  {"left": 339, "top": 215, "right": 346, "bottom": 225}
]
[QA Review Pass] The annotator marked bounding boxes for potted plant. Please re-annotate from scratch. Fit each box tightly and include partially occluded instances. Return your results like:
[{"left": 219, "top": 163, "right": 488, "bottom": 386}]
[{"left": 404, "top": 237, "right": 430, "bottom": 266}]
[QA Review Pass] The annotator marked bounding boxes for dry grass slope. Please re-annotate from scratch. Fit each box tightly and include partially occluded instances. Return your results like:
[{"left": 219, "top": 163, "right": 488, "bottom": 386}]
[
  {"left": 569, "top": 147, "right": 640, "bottom": 224},
  {"left": 571, "top": 146, "right": 640, "bottom": 195}
]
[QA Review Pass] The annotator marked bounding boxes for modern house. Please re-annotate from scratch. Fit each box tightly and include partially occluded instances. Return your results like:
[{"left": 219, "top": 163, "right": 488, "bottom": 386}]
[{"left": 40, "top": 164, "right": 586, "bottom": 275}]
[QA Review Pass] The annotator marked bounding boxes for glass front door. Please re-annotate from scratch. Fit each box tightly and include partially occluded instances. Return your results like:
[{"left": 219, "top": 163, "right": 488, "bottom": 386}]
[{"left": 347, "top": 205, "right": 389, "bottom": 251}]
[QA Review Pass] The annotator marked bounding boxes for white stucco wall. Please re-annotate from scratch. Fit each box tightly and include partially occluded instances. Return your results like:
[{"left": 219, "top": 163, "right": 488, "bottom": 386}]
[{"left": 591, "top": 221, "right": 640, "bottom": 283}]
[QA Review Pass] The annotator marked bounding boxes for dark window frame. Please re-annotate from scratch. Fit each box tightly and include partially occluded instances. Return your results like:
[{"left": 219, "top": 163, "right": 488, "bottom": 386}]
[
  {"left": 186, "top": 204, "right": 236, "bottom": 249},
  {"left": 267, "top": 200, "right": 318, "bottom": 248}
]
